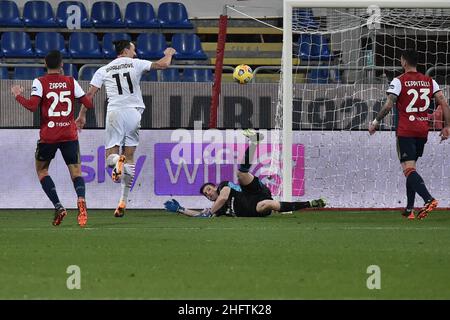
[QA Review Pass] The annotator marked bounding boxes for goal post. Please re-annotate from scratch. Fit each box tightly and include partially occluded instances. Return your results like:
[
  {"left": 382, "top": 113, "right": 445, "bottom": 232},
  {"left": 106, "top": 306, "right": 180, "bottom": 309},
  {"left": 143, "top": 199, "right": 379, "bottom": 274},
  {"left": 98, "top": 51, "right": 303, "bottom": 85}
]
[{"left": 280, "top": 0, "right": 450, "bottom": 206}]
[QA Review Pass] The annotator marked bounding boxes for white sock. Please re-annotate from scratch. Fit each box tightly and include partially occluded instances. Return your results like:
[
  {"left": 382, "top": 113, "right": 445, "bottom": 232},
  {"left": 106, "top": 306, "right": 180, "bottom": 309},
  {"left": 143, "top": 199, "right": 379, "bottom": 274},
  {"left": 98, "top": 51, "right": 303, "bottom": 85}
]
[
  {"left": 120, "top": 163, "right": 135, "bottom": 203},
  {"left": 106, "top": 154, "right": 120, "bottom": 168}
]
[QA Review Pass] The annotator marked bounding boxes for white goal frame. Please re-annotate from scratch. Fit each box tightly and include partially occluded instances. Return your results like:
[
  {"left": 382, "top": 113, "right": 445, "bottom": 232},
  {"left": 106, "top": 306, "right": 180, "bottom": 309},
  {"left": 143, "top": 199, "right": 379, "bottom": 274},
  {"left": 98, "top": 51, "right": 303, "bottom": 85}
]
[{"left": 281, "top": 0, "right": 450, "bottom": 202}]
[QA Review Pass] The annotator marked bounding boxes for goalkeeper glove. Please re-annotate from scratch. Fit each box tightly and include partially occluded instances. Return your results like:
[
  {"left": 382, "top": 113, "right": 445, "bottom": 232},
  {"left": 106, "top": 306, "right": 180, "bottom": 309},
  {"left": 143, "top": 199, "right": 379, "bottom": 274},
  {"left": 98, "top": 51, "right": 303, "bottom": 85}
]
[{"left": 164, "top": 199, "right": 185, "bottom": 213}]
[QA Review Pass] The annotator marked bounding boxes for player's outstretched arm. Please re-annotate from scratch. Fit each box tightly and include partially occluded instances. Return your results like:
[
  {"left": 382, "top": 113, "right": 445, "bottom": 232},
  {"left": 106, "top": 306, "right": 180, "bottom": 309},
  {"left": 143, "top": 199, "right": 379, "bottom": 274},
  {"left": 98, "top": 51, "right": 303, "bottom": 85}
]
[
  {"left": 11, "top": 84, "right": 40, "bottom": 112},
  {"left": 151, "top": 48, "right": 176, "bottom": 70},
  {"left": 210, "top": 187, "right": 230, "bottom": 214},
  {"left": 164, "top": 199, "right": 213, "bottom": 217},
  {"left": 434, "top": 91, "right": 450, "bottom": 141},
  {"left": 368, "top": 93, "right": 397, "bottom": 135}
]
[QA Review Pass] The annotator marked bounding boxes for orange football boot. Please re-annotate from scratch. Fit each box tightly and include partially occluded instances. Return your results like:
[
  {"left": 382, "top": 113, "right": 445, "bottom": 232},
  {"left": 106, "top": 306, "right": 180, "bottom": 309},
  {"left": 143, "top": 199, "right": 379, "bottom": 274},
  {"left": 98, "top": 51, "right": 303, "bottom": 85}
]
[
  {"left": 77, "top": 198, "right": 88, "bottom": 227},
  {"left": 114, "top": 200, "right": 126, "bottom": 217},
  {"left": 417, "top": 199, "right": 438, "bottom": 220},
  {"left": 401, "top": 209, "right": 415, "bottom": 220},
  {"left": 52, "top": 207, "right": 67, "bottom": 226}
]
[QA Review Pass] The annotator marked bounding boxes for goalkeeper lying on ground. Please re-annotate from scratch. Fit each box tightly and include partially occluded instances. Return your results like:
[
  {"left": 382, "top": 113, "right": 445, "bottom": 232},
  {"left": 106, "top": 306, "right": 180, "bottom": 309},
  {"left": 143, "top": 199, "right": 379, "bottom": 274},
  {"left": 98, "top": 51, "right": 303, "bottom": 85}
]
[{"left": 164, "top": 129, "right": 326, "bottom": 217}]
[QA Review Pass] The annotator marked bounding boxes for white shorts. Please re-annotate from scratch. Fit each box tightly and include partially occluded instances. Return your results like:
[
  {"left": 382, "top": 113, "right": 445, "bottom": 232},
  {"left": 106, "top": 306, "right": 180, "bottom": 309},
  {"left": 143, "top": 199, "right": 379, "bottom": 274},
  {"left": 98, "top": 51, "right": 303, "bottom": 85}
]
[{"left": 105, "top": 108, "right": 143, "bottom": 149}]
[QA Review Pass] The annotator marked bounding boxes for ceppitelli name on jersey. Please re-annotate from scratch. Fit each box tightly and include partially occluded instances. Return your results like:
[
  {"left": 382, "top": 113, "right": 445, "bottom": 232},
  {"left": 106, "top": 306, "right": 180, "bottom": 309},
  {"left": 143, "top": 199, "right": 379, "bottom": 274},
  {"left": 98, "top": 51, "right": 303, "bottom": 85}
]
[
  {"left": 404, "top": 80, "right": 430, "bottom": 87},
  {"left": 106, "top": 63, "right": 134, "bottom": 73}
]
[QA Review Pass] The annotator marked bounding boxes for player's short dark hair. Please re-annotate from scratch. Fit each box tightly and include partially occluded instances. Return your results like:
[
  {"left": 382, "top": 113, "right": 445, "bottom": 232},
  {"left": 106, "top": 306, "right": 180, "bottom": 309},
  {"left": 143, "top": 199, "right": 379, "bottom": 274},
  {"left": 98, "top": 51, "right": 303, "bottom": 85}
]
[
  {"left": 113, "top": 40, "right": 133, "bottom": 55},
  {"left": 199, "top": 182, "right": 215, "bottom": 195},
  {"left": 45, "top": 50, "right": 62, "bottom": 70},
  {"left": 401, "top": 49, "right": 418, "bottom": 67}
]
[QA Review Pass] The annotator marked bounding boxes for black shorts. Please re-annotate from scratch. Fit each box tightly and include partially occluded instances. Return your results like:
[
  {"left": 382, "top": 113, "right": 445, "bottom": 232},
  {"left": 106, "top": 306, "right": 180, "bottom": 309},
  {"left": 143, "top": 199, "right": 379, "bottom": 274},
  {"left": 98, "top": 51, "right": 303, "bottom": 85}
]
[
  {"left": 239, "top": 177, "right": 273, "bottom": 217},
  {"left": 35, "top": 140, "right": 80, "bottom": 165},
  {"left": 241, "top": 176, "right": 272, "bottom": 197},
  {"left": 396, "top": 137, "right": 427, "bottom": 162}
]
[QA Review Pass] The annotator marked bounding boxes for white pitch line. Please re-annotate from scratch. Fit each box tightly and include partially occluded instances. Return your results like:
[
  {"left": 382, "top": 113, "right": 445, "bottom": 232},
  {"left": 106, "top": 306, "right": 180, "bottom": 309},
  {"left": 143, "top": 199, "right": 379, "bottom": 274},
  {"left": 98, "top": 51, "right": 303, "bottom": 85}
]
[{"left": 3, "top": 226, "right": 450, "bottom": 231}]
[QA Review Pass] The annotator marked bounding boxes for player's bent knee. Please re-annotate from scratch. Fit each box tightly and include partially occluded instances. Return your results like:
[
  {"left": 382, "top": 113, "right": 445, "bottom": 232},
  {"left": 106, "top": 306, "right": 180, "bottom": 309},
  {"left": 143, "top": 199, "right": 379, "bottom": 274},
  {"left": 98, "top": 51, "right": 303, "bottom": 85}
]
[
  {"left": 256, "top": 200, "right": 274, "bottom": 213},
  {"left": 257, "top": 200, "right": 281, "bottom": 213},
  {"left": 37, "top": 170, "right": 49, "bottom": 181},
  {"left": 237, "top": 171, "right": 254, "bottom": 186},
  {"left": 403, "top": 167, "right": 416, "bottom": 177},
  {"left": 68, "top": 164, "right": 82, "bottom": 179}
]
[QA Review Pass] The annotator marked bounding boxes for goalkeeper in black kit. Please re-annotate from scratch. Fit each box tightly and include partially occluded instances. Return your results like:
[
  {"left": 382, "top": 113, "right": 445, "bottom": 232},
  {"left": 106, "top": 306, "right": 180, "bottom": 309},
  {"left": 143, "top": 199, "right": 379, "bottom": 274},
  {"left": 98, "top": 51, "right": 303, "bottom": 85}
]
[{"left": 164, "top": 129, "right": 326, "bottom": 217}]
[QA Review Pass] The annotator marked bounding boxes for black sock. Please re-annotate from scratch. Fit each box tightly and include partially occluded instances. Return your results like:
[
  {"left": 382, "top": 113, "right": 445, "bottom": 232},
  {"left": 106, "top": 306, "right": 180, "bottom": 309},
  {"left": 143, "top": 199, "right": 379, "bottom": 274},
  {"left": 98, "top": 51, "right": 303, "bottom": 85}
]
[
  {"left": 406, "top": 180, "right": 416, "bottom": 210},
  {"left": 407, "top": 171, "right": 432, "bottom": 203},
  {"left": 40, "top": 176, "right": 61, "bottom": 208},
  {"left": 279, "top": 201, "right": 311, "bottom": 212},
  {"left": 239, "top": 143, "right": 257, "bottom": 173},
  {"left": 73, "top": 176, "right": 86, "bottom": 199}
]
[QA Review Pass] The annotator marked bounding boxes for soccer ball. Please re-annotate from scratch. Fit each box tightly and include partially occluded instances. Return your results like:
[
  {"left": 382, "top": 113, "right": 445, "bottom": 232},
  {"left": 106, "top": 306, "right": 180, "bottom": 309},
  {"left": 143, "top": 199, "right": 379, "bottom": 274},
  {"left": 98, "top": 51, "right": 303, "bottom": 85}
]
[{"left": 233, "top": 64, "right": 253, "bottom": 84}]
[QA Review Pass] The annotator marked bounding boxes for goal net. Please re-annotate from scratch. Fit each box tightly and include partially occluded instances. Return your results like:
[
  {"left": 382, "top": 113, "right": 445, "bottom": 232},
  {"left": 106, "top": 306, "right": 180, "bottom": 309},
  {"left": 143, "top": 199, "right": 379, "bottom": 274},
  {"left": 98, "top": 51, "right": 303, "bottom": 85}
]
[{"left": 273, "top": 0, "right": 450, "bottom": 208}]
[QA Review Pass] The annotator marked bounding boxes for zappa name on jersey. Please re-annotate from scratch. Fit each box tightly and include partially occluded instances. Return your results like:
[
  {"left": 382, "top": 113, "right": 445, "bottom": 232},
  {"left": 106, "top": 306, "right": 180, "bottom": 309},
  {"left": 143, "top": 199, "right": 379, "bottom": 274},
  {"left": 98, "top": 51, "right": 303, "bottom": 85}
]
[{"left": 49, "top": 82, "right": 68, "bottom": 89}]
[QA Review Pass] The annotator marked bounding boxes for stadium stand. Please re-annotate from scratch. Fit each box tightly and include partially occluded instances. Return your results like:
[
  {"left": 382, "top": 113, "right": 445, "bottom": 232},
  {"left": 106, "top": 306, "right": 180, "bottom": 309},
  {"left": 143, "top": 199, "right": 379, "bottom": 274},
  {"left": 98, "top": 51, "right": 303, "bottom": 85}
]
[
  {"left": 124, "top": 2, "right": 159, "bottom": 28},
  {"left": 35, "top": 32, "right": 69, "bottom": 57},
  {"left": 69, "top": 32, "right": 103, "bottom": 58},
  {"left": 0, "top": 0, "right": 23, "bottom": 27},
  {"left": 292, "top": 8, "right": 319, "bottom": 29},
  {"left": 13, "top": 66, "right": 45, "bottom": 80},
  {"left": 1, "top": 32, "right": 35, "bottom": 57},
  {"left": 140, "top": 69, "right": 158, "bottom": 82},
  {"left": 0, "top": 67, "right": 9, "bottom": 79},
  {"left": 307, "top": 68, "right": 330, "bottom": 84},
  {"left": 103, "top": 33, "right": 132, "bottom": 58},
  {"left": 160, "top": 68, "right": 181, "bottom": 82},
  {"left": 56, "top": 1, "right": 92, "bottom": 27},
  {"left": 78, "top": 66, "right": 99, "bottom": 81},
  {"left": 172, "top": 34, "right": 208, "bottom": 60},
  {"left": 158, "top": 2, "right": 193, "bottom": 29},
  {"left": 91, "top": 1, "right": 126, "bottom": 28},
  {"left": 298, "top": 34, "right": 332, "bottom": 61},
  {"left": 23, "top": 0, "right": 58, "bottom": 27},
  {"left": 136, "top": 33, "right": 167, "bottom": 60},
  {"left": 182, "top": 68, "right": 213, "bottom": 82},
  {"left": 0, "top": 0, "right": 286, "bottom": 83},
  {"left": 63, "top": 63, "right": 78, "bottom": 79}
]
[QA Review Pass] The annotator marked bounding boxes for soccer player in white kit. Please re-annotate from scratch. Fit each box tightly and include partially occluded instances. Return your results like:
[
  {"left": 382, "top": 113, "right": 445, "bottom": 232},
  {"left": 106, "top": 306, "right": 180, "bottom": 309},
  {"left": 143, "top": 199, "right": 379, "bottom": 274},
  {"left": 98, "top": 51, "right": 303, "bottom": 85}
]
[{"left": 76, "top": 40, "right": 176, "bottom": 217}]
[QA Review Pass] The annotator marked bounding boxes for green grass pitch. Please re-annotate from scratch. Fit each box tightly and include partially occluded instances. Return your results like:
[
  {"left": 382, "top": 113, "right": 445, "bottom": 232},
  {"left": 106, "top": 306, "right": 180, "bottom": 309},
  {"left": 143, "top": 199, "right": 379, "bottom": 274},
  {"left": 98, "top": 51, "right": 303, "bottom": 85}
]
[{"left": 1, "top": 209, "right": 450, "bottom": 299}]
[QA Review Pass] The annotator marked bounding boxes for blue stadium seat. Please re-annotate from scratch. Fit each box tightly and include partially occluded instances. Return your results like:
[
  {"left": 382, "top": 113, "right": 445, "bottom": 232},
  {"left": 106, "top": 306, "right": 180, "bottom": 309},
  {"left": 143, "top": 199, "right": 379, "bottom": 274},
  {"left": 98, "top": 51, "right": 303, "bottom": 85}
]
[
  {"left": 158, "top": 2, "right": 193, "bottom": 29},
  {"left": 103, "top": 33, "right": 132, "bottom": 58},
  {"left": 172, "top": 34, "right": 207, "bottom": 60},
  {"left": 13, "top": 67, "right": 46, "bottom": 80},
  {"left": 23, "top": 1, "right": 58, "bottom": 27},
  {"left": 182, "top": 68, "right": 213, "bottom": 82},
  {"left": 91, "top": 1, "right": 125, "bottom": 28},
  {"left": 307, "top": 69, "right": 330, "bottom": 84},
  {"left": 298, "top": 34, "right": 332, "bottom": 61},
  {"left": 136, "top": 33, "right": 167, "bottom": 59},
  {"left": 78, "top": 66, "right": 99, "bottom": 81},
  {"left": 1, "top": 32, "right": 35, "bottom": 57},
  {"left": 293, "top": 8, "right": 319, "bottom": 30},
  {"left": 56, "top": 1, "right": 92, "bottom": 28},
  {"left": 140, "top": 69, "right": 158, "bottom": 82},
  {"left": 0, "top": 1, "right": 23, "bottom": 27},
  {"left": 63, "top": 63, "right": 78, "bottom": 79},
  {"left": 35, "top": 32, "right": 69, "bottom": 58},
  {"left": 0, "top": 67, "right": 9, "bottom": 79},
  {"left": 125, "top": 2, "right": 159, "bottom": 28},
  {"left": 160, "top": 68, "right": 181, "bottom": 82},
  {"left": 69, "top": 33, "right": 103, "bottom": 58}
]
